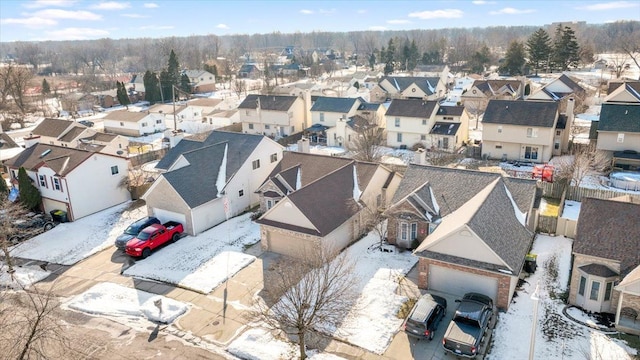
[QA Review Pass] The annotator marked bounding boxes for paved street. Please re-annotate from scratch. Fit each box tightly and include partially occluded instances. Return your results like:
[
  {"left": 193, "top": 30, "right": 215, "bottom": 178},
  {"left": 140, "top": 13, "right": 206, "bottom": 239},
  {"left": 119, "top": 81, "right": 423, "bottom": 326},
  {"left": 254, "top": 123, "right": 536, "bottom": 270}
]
[{"left": 23, "top": 241, "right": 466, "bottom": 359}]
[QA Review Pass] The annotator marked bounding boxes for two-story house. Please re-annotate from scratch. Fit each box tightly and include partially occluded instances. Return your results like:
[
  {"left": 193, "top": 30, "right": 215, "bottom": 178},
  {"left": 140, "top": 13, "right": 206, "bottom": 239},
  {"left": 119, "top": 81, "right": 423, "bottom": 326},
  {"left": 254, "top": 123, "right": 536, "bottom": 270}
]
[
  {"left": 4, "top": 143, "right": 130, "bottom": 221},
  {"left": 239, "top": 94, "right": 308, "bottom": 138},
  {"left": 385, "top": 99, "right": 439, "bottom": 149},
  {"left": 370, "top": 76, "right": 446, "bottom": 103},
  {"left": 102, "top": 110, "right": 166, "bottom": 137},
  {"left": 528, "top": 74, "right": 586, "bottom": 103},
  {"left": 182, "top": 70, "right": 216, "bottom": 93},
  {"left": 481, "top": 100, "right": 560, "bottom": 163},
  {"left": 310, "top": 96, "right": 363, "bottom": 127},
  {"left": 460, "top": 79, "right": 524, "bottom": 116},
  {"left": 427, "top": 105, "right": 470, "bottom": 152}
]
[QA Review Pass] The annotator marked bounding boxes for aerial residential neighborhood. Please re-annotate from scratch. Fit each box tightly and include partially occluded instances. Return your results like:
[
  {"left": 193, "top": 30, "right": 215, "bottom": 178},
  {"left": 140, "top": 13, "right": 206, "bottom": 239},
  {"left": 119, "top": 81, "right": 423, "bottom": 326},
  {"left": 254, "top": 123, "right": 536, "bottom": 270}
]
[{"left": 1, "top": 1, "right": 640, "bottom": 360}]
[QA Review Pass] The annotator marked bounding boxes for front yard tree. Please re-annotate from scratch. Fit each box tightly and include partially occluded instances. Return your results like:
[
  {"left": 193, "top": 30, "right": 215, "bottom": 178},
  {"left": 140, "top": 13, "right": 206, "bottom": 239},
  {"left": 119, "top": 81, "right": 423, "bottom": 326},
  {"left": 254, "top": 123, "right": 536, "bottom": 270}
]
[
  {"left": 179, "top": 73, "right": 191, "bottom": 94},
  {"left": 526, "top": 28, "right": 552, "bottom": 75},
  {"left": 253, "top": 246, "right": 357, "bottom": 360},
  {"left": 552, "top": 25, "right": 580, "bottom": 71},
  {"left": 346, "top": 114, "right": 386, "bottom": 162},
  {"left": 0, "top": 197, "right": 30, "bottom": 277},
  {"left": 500, "top": 40, "right": 526, "bottom": 75},
  {"left": 116, "top": 81, "right": 130, "bottom": 108},
  {"left": 17, "top": 167, "right": 41, "bottom": 211},
  {"left": 41, "top": 78, "right": 50, "bottom": 96},
  {"left": 143, "top": 70, "right": 161, "bottom": 103}
]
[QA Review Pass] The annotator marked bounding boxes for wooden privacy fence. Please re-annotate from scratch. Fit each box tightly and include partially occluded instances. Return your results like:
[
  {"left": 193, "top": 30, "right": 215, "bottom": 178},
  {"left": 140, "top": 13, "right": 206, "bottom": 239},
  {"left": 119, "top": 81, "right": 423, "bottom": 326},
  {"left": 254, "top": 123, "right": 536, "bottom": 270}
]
[
  {"left": 129, "top": 148, "right": 168, "bottom": 167},
  {"left": 539, "top": 181, "right": 640, "bottom": 202},
  {"left": 536, "top": 215, "right": 558, "bottom": 234}
]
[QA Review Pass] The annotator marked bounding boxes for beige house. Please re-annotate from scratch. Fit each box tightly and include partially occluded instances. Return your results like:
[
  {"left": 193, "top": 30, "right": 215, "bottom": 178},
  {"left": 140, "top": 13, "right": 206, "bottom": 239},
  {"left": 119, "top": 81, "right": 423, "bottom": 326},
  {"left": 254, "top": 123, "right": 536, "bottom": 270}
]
[
  {"left": 481, "top": 100, "right": 561, "bottom": 163},
  {"left": 325, "top": 102, "right": 386, "bottom": 148},
  {"left": 102, "top": 110, "right": 165, "bottom": 136},
  {"left": 385, "top": 99, "right": 439, "bottom": 149},
  {"left": 182, "top": 70, "right": 216, "bottom": 93},
  {"left": 255, "top": 151, "right": 401, "bottom": 258},
  {"left": 387, "top": 165, "right": 537, "bottom": 310},
  {"left": 428, "top": 105, "right": 470, "bottom": 152},
  {"left": 460, "top": 79, "right": 524, "bottom": 116},
  {"left": 239, "top": 94, "right": 309, "bottom": 138},
  {"left": 528, "top": 74, "right": 585, "bottom": 102},
  {"left": 310, "top": 96, "right": 363, "bottom": 127},
  {"left": 604, "top": 81, "right": 640, "bottom": 104},
  {"left": 370, "top": 76, "right": 446, "bottom": 103},
  {"left": 568, "top": 197, "right": 640, "bottom": 335}
]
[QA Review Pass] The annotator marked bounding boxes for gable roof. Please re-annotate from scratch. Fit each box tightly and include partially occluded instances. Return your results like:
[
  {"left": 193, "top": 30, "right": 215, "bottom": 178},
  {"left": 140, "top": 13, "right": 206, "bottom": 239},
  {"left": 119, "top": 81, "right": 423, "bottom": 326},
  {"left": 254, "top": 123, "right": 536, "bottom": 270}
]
[
  {"left": 574, "top": 197, "right": 640, "bottom": 277},
  {"left": 470, "top": 79, "right": 522, "bottom": 97},
  {"left": 102, "top": 110, "right": 149, "bottom": 123},
  {"left": 436, "top": 105, "right": 465, "bottom": 116},
  {"left": 188, "top": 98, "right": 223, "bottom": 107},
  {"left": 385, "top": 99, "right": 438, "bottom": 118},
  {"left": 605, "top": 82, "right": 640, "bottom": 103},
  {"left": 148, "top": 103, "right": 187, "bottom": 115},
  {"left": 483, "top": 100, "right": 558, "bottom": 127},
  {"left": 0, "top": 132, "right": 19, "bottom": 148},
  {"left": 607, "top": 81, "right": 640, "bottom": 97},
  {"left": 32, "top": 118, "right": 76, "bottom": 138},
  {"left": 415, "top": 177, "right": 534, "bottom": 273},
  {"left": 58, "top": 125, "right": 88, "bottom": 142},
  {"left": 598, "top": 103, "right": 640, "bottom": 133},
  {"left": 4, "top": 143, "right": 99, "bottom": 176},
  {"left": 380, "top": 76, "right": 441, "bottom": 95},
  {"left": 555, "top": 74, "right": 586, "bottom": 95},
  {"left": 310, "top": 96, "right": 361, "bottom": 113},
  {"left": 238, "top": 94, "right": 298, "bottom": 111}
]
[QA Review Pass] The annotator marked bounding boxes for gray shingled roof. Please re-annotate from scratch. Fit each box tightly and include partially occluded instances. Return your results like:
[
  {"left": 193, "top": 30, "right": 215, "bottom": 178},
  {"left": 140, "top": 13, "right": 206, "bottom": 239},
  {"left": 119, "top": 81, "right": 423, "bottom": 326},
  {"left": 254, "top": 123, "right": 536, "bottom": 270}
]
[
  {"left": 598, "top": 103, "right": 640, "bottom": 133},
  {"left": 436, "top": 106, "right": 464, "bottom": 116},
  {"left": 430, "top": 122, "right": 460, "bottom": 135},
  {"left": 238, "top": 94, "right": 298, "bottom": 111},
  {"left": 472, "top": 80, "right": 522, "bottom": 97},
  {"left": 556, "top": 74, "right": 585, "bottom": 95},
  {"left": 310, "top": 97, "right": 361, "bottom": 113},
  {"left": 0, "top": 133, "right": 19, "bottom": 148},
  {"left": 58, "top": 126, "right": 88, "bottom": 142},
  {"left": 4, "top": 143, "right": 94, "bottom": 176},
  {"left": 574, "top": 197, "right": 640, "bottom": 277},
  {"left": 579, "top": 264, "right": 618, "bottom": 277},
  {"left": 483, "top": 100, "right": 558, "bottom": 127},
  {"left": 380, "top": 76, "right": 440, "bottom": 95},
  {"left": 607, "top": 81, "right": 640, "bottom": 97},
  {"left": 32, "top": 118, "right": 75, "bottom": 138},
  {"left": 385, "top": 99, "right": 438, "bottom": 118}
]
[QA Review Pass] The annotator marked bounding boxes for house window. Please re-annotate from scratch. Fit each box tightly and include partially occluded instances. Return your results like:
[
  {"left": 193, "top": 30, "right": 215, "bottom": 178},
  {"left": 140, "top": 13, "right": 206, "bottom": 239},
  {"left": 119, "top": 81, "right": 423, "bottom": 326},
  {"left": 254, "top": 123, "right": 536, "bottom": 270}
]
[
  {"left": 397, "top": 133, "right": 402, "bottom": 142},
  {"left": 156, "top": 119, "right": 162, "bottom": 124},
  {"left": 420, "top": 134, "right": 426, "bottom": 141},
  {"left": 265, "top": 124, "right": 270, "bottom": 129},
  {"left": 526, "top": 127, "right": 538, "bottom": 138},
  {"left": 422, "top": 119, "right": 427, "bottom": 125},
  {"left": 245, "top": 110, "right": 250, "bottom": 116},
  {"left": 410, "top": 223, "right": 417, "bottom": 240},
  {"left": 442, "top": 138, "right": 449, "bottom": 149},
  {"left": 400, "top": 223, "right": 408, "bottom": 241},
  {"left": 579, "top": 276, "right": 586, "bottom": 296},
  {"left": 249, "top": 123, "right": 254, "bottom": 130},
  {"left": 270, "top": 153, "right": 278, "bottom": 163},
  {"left": 320, "top": 113, "right": 325, "bottom": 122},
  {"left": 589, "top": 281, "right": 600, "bottom": 301},
  {"left": 238, "top": 189, "right": 244, "bottom": 197},
  {"left": 604, "top": 281, "right": 613, "bottom": 301},
  {"left": 617, "top": 133, "right": 624, "bottom": 143},
  {"left": 38, "top": 175, "right": 47, "bottom": 187},
  {"left": 395, "top": 118, "right": 400, "bottom": 127},
  {"left": 556, "top": 130, "right": 561, "bottom": 136},
  {"left": 498, "top": 126, "right": 502, "bottom": 133},
  {"left": 554, "top": 142, "right": 560, "bottom": 150},
  {"left": 443, "top": 116, "right": 453, "bottom": 120},
  {"left": 120, "top": 122, "right": 124, "bottom": 126},
  {"left": 111, "top": 165, "right": 119, "bottom": 175},
  {"left": 524, "top": 146, "right": 539, "bottom": 160},
  {"left": 142, "top": 122, "right": 149, "bottom": 127},
  {"left": 53, "top": 177, "right": 61, "bottom": 191},
  {"left": 495, "top": 144, "right": 502, "bottom": 149},
  {"left": 252, "top": 159, "right": 260, "bottom": 170}
]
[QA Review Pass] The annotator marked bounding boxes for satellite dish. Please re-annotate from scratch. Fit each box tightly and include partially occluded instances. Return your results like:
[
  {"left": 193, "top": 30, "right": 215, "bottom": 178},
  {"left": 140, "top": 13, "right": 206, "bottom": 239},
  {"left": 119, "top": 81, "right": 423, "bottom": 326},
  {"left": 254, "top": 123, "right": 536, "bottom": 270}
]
[{"left": 116, "top": 150, "right": 124, "bottom": 155}]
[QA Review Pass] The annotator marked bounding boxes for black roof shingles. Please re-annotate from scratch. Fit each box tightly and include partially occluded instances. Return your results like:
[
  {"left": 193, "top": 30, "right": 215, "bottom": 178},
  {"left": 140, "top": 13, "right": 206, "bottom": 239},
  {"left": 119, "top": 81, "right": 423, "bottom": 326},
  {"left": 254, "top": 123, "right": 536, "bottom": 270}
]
[
  {"left": 598, "top": 103, "right": 640, "bottom": 133},
  {"left": 238, "top": 94, "right": 298, "bottom": 111},
  {"left": 385, "top": 99, "right": 438, "bottom": 118},
  {"left": 483, "top": 100, "right": 558, "bottom": 127}
]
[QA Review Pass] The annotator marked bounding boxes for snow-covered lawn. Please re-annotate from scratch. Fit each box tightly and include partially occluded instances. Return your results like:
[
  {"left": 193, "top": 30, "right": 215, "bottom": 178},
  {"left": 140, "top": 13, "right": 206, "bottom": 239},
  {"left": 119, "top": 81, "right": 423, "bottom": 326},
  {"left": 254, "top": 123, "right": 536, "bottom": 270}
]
[
  {"left": 63, "top": 282, "right": 188, "bottom": 324},
  {"left": 123, "top": 213, "right": 260, "bottom": 294},
  {"left": 0, "top": 262, "right": 50, "bottom": 288},
  {"left": 489, "top": 234, "right": 637, "bottom": 360},
  {"left": 231, "top": 230, "right": 418, "bottom": 357},
  {"left": 10, "top": 202, "right": 146, "bottom": 265}
]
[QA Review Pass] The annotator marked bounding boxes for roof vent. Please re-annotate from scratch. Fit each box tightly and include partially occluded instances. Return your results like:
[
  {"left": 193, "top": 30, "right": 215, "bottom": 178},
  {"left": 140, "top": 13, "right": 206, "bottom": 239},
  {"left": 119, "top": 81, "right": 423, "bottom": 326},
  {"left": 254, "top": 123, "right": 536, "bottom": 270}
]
[
  {"left": 40, "top": 149, "right": 52, "bottom": 158},
  {"left": 625, "top": 110, "right": 628, "bottom": 115},
  {"left": 505, "top": 105, "right": 509, "bottom": 109}
]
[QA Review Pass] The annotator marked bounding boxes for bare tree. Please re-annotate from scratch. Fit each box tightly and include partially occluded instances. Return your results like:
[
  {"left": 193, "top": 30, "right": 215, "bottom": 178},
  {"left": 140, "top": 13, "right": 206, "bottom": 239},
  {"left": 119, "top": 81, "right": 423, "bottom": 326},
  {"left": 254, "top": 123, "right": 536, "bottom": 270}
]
[
  {"left": 606, "top": 53, "right": 631, "bottom": 79},
  {"left": 553, "top": 143, "right": 609, "bottom": 187},
  {"left": 0, "top": 63, "right": 35, "bottom": 114},
  {"left": 252, "top": 246, "right": 357, "bottom": 360},
  {"left": 345, "top": 113, "right": 386, "bottom": 162},
  {"left": 426, "top": 150, "right": 463, "bottom": 166},
  {"left": 0, "top": 197, "right": 30, "bottom": 277},
  {"left": 232, "top": 78, "right": 247, "bottom": 98}
]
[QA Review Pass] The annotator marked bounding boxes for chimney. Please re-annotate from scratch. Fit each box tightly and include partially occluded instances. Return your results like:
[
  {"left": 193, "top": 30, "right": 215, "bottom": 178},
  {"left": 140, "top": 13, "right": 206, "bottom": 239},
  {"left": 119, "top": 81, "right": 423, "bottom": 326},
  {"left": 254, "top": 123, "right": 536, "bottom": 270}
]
[
  {"left": 23, "top": 134, "right": 41, "bottom": 148},
  {"left": 169, "top": 130, "right": 184, "bottom": 148},
  {"left": 297, "top": 137, "right": 310, "bottom": 153},
  {"left": 336, "top": 117, "right": 347, "bottom": 146},
  {"left": 303, "top": 90, "right": 312, "bottom": 129},
  {"left": 414, "top": 147, "right": 426, "bottom": 165}
]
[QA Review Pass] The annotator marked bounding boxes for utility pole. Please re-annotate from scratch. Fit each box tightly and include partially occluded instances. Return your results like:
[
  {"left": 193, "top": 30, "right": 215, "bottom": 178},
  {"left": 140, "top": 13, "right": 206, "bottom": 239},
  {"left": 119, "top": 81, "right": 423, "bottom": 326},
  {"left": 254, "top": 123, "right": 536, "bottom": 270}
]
[{"left": 172, "top": 85, "right": 177, "bottom": 131}]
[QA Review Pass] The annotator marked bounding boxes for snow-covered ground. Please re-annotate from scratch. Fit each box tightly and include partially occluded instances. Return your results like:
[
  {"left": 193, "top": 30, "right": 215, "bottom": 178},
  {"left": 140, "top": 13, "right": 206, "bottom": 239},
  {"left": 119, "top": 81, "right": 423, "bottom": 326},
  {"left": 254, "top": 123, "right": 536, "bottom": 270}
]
[
  {"left": 9, "top": 202, "right": 146, "bottom": 265},
  {"left": 489, "top": 234, "right": 637, "bottom": 360},
  {"left": 123, "top": 213, "right": 260, "bottom": 294}
]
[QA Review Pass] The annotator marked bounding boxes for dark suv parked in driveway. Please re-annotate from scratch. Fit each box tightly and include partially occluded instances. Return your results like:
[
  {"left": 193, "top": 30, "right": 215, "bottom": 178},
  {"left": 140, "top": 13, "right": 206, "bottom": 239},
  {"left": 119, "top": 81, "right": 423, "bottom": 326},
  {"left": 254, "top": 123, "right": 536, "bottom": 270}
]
[
  {"left": 115, "top": 217, "right": 160, "bottom": 250},
  {"left": 9, "top": 213, "right": 57, "bottom": 245},
  {"left": 403, "top": 293, "right": 448, "bottom": 340}
]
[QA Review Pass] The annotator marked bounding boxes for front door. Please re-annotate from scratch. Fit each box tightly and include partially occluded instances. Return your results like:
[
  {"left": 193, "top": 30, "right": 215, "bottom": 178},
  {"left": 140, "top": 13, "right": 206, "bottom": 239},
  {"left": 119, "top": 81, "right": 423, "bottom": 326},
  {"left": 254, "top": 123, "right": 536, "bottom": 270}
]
[{"left": 583, "top": 279, "right": 602, "bottom": 313}]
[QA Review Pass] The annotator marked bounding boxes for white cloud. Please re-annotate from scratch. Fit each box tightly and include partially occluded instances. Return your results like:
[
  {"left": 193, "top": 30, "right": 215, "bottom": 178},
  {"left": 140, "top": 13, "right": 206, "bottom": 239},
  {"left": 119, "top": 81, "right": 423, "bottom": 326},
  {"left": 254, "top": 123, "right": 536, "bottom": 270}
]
[
  {"left": 489, "top": 7, "right": 536, "bottom": 15},
  {"left": 408, "top": 9, "right": 463, "bottom": 19},
  {"left": 472, "top": 0, "right": 496, "bottom": 4},
  {"left": 48, "top": 27, "right": 109, "bottom": 40},
  {"left": 357, "top": 9, "right": 367, "bottom": 14},
  {"left": 0, "top": 17, "right": 57, "bottom": 28},
  {"left": 139, "top": 25, "right": 174, "bottom": 30},
  {"left": 90, "top": 2, "right": 131, "bottom": 10},
  {"left": 387, "top": 19, "right": 411, "bottom": 24},
  {"left": 300, "top": 9, "right": 313, "bottom": 14},
  {"left": 143, "top": 3, "right": 158, "bottom": 8},
  {"left": 216, "top": 24, "right": 229, "bottom": 29},
  {"left": 581, "top": 1, "right": 638, "bottom": 10},
  {"left": 369, "top": 26, "right": 388, "bottom": 31},
  {"left": 23, "top": 0, "right": 75, "bottom": 9},
  {"left": 31, "top": 9, "right": 103, "bottom": 20},
  {"left": 121, "top": 13, "right": 148, "bottom": 18},
  {"left": 319, "top": 8, "right": 335, "bottom": 14}
]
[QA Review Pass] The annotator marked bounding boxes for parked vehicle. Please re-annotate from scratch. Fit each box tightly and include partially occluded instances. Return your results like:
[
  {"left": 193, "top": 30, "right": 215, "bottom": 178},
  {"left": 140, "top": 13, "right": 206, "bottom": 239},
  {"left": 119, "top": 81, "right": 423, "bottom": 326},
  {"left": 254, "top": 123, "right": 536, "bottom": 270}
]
[
  {"left": 442, "top": 292, "right": 494, "bottom": 358},
  {"left": 9, "top": 213, "right": 57, "bottom": 245},
  {"left": 79, "top": 120, "right": 94, "bottom": 127},
  {"left": 403, "top": 293, "right": 447, "bottom": 340},
  {"left": 115, "top": 217, "right": 160, "bottom": 250},
  {"left": 125, "top": 221, "right": 183, "bottom": 258}
]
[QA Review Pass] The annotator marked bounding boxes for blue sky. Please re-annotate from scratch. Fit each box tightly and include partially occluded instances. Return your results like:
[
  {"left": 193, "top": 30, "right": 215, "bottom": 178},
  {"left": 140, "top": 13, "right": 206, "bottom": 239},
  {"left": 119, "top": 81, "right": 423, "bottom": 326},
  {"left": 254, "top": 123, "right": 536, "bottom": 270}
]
[{"left": 0, "top": 0, "right": 638, "bottom": 42}]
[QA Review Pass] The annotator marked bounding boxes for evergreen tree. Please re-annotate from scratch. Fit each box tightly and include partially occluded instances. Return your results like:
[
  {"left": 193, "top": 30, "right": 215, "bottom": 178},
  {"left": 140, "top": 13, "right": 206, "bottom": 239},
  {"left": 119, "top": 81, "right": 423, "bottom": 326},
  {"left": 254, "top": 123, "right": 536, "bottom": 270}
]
[
  {"left": 116, "top": 81, "right": 130, "bottom": 108},
  {"left": 468, "top": 44, "right": 491, "bottom": 74},
  {"left": 159, "top": 70, "right": 171, "bottom": 103},
  {"left": 41, "top": 78, "right": 50, "bottom": 96},
  {"left": 384, "top": 39, "right": 395, "bottom": 74},
  {"left": 18, "top": 167, "right": 41, "bottom": 211},
  {"left": 180, "top": 73, "right": 191, "bottom": 94},
  {"left": 552, "top": 25, "right": 580, "bottom": 71},
  {"left": 500, "top": 41, "right": 526, "bottom": 75},
  {"left": 368, "top": 52, "right": 376, "bottom": 71},
  {"left": 143, "top": 70, "right": 160, "bottom": 103},
  {"left": 407, "top": 40, "right": 420, "bottom": 72},
  {"left": 0, "top": 173, "right": 9, "bottom": 196},
  {"left": 526, "top": 28, "right": 552, "bottom": 75}
]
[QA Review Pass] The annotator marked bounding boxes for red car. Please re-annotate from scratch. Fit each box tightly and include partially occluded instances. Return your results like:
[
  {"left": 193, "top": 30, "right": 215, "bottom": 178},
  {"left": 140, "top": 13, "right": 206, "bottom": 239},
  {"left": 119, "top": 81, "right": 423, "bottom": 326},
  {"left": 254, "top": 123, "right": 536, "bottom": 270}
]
[{"left": 125, "top": 221, "right": 184, "bottom": 258}]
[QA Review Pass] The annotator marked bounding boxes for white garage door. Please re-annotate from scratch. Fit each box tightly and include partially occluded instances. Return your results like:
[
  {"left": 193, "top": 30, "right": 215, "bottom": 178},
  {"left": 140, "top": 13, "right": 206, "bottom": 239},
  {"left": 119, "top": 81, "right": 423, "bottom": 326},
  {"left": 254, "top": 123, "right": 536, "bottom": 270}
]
[
  {"left": 152, "top": 208, "right": 186, "bottom": 226},
  {"left": 428, "top": 265, "right": 498, "bottom": 301}
]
